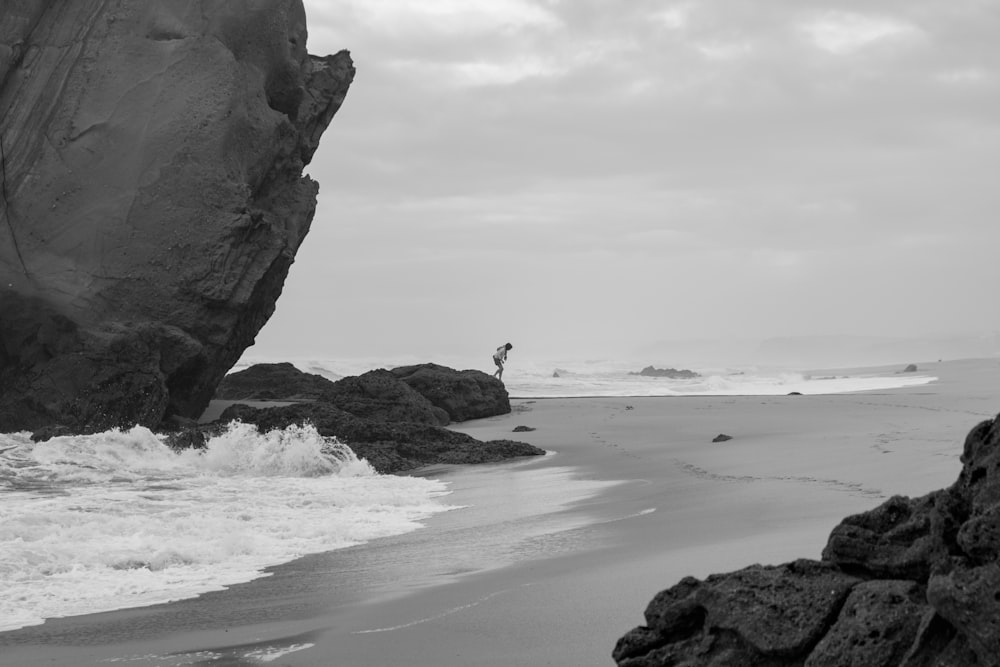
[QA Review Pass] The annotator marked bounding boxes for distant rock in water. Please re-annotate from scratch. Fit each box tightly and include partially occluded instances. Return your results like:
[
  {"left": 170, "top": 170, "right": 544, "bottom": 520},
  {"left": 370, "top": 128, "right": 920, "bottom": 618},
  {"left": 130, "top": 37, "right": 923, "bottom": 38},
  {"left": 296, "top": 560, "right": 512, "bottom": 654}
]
[
  {"left": 513, "top": 425, "right": 536, "bottom": 432},
  {"left": 629, "top": 366, "right": 700, "bottom": 379},
  {"left": 712, "top": 433, "right": 732, "bottom": 443},
  {"left": 553, "top": 371, "right": 560, "bottom": 378},
  {"left": 903, "top": 363, "right": 918, "bottom": 373},
  {"left": 216, "top": 363, "right": 336, "bottom": 401},
  {"left": 614, "top": 411, "right": 1000, "bottom": 666},
  {"left": 0, "top": 2, "right": 354, "bottom": 433}
]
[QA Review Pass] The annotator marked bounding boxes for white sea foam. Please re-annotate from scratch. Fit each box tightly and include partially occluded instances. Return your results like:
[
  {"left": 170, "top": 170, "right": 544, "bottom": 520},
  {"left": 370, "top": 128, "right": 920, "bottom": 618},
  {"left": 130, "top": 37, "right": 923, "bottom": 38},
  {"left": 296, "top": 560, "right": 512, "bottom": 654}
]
[
  {"left": 0, "top": 423, "right": 453, "bottom": 632},
  {"left": 233, "top": 355, "right": 937, "bottom": 398}
]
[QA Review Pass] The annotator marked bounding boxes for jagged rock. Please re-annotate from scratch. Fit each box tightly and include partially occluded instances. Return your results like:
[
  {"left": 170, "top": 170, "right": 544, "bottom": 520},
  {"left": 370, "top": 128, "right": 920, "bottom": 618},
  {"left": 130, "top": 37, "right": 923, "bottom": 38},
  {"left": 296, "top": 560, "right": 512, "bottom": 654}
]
[
  {"left": 614, "top": 560, "right": 859, "bottom": 666},
  {"left": 215, "top": 362, "right": 337, "bottom": 400},
  {"left": 389, "top": 363, "right": 511, "bottom": 422},
  {"left": 614, "top": 412, "right": 1000, "bottom": 666},
  {"left": 806, "top": 580, "right": 925, "bottom": 667},
  {"left": 0, "top": 1, "right": 354, "bottom": 433},
  {"left": 216, "top": 401, "right": 544, "bottom": 474},
  {"left": 712, "top": 433, "right": 732, "bottom": 443},
  {"left": 822, "top": 492, "right": 959, "bottom": 581},
  {"left": 322, "top": 369, "right": 450, "bottom": 426},
  {"left": 629, "top": 366, "right": 700, "bottom": 379},
  {"left": 904, "top": 364, "right": 919, "bottom": 373},
  {"left": 513, "top": 425, "right": 535, "bottom": 432}
]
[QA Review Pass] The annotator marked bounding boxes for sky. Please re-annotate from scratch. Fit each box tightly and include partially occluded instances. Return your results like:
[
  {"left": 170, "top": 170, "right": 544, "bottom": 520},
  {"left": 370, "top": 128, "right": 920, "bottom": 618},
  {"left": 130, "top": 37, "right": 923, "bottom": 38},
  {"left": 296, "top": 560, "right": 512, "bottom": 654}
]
[{"left": 247, "top": 0, "right": 1000, "bottom": 364}]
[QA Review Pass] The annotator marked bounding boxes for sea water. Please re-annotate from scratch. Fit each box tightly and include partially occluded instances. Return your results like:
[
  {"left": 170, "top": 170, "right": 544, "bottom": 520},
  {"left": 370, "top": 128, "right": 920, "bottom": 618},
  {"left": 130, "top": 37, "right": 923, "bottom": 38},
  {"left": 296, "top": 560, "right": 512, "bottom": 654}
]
[
  {"left": 0, "top": 422, "right": 454, "bottom": 632},
  {"left": 1, "top": 356, "right": 937, "bottom": 634},
  {"left": 233, "top": 355, "right": 938, "bottom": 398}
]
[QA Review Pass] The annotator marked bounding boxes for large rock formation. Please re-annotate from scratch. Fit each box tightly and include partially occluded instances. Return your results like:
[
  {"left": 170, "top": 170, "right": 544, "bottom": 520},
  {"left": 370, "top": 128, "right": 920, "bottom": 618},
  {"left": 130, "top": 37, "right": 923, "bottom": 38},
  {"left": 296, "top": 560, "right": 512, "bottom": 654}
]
[
  {"left": 0, "top": 1, "right": 354, "bottom": 433},
  {"left": 614, "top": 413, "right": 1000, "bottom": 666},
  {"left": 215, "top": 362, "right": 512, "bottom": 426},
  {"left": 203, "top": 362, "right": 529, "bottom": 473}
]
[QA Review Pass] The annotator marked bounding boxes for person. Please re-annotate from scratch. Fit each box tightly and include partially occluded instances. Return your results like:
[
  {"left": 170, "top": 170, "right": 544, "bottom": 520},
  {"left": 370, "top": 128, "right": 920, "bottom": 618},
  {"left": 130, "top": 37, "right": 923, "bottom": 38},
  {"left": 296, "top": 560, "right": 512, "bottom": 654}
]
[{"left": 493, "top": 342, "right": 513, "bottom": 380}]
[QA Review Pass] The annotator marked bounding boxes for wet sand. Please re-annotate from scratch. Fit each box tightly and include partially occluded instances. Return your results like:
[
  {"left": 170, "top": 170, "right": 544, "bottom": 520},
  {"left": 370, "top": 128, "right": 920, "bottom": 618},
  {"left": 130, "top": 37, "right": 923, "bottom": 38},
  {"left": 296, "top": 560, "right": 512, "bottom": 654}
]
[{"left": 1, "top": 358, "right": 997, "bottom": 666}]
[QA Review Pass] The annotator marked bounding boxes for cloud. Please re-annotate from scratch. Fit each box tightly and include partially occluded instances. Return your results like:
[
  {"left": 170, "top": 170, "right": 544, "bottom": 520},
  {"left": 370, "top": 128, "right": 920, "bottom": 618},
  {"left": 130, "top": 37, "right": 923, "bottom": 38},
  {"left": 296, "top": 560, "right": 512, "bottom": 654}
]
[
  {"left": 324, "top": 0, "right": 561, "bottom": 36},
  {"left": 799, "top": 11, "right": 920, "bottom": 55},
  {"left": 275, "top": 0, "right": 1000, "bottom": 359}
]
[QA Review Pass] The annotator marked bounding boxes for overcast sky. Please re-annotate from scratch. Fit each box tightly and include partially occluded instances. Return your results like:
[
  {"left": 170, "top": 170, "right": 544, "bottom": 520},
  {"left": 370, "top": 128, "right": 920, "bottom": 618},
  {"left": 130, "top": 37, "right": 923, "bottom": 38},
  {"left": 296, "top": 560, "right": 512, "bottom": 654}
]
[{"left": 248, "top": 0, "right": 1000, "bottom": 363}]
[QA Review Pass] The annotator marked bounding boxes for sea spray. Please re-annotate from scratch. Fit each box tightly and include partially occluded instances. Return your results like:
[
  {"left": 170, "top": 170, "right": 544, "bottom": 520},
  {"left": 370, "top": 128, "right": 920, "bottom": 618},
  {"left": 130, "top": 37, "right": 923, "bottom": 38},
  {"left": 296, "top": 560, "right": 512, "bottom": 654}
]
[
  {"left": 233, "top": 356, "right": 937, "bottom": 398},
  {"left": 0, "top": 423, "right": 454, "bottom": 632}
]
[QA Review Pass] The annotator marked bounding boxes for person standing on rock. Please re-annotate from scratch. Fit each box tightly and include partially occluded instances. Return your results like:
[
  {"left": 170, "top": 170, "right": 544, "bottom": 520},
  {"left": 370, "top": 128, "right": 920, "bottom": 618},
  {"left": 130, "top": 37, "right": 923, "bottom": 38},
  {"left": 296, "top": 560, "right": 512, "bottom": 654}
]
[{"left": 493, "top": 342, "right": 513, "bottom": 381}]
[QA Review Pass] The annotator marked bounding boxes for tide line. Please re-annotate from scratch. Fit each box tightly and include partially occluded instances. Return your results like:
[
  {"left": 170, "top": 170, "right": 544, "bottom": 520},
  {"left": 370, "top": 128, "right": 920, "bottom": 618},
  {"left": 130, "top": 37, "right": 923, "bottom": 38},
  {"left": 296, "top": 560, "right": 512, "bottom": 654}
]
[{"left": 352, "top": 584, "right": 534, "bottom": 634}]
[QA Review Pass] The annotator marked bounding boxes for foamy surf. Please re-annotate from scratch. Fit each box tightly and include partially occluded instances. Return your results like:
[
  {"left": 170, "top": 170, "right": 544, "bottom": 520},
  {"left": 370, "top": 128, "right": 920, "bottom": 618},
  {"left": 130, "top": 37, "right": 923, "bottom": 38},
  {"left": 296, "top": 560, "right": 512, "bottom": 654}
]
[
  {"left": 231, "top": 356, "right": 938, "bottom": 399},
  {"left": 0, "top": 423, "right": 454, "bottom": 632}
]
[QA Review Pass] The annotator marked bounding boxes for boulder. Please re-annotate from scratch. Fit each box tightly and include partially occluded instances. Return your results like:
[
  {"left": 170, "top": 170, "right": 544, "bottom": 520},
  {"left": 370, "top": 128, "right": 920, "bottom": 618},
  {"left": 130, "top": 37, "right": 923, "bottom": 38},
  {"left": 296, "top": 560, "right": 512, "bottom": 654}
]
[
  {"left": 629, "top": 366, "right": 700, "bottom": 379},
  {"left": 215, "top": 362, "right": 337, "bottom": 400},
  {"left": 614, "top": 412, "right": 1000, "bottom": 666},
  {"left": 904, "top": 364, "right": 919, "bottom": 373},
  {"left": 322, "top": 369, "right": 450, "bottom": 426},
  {"left": 389, "top": 363, "right": 511, "bottom": 422},
  {"left": 712, "top": 433, "right": 732, "bottom": 443},
  {"left": 0, "top": 1, "right": 354, "bottom": 433}
]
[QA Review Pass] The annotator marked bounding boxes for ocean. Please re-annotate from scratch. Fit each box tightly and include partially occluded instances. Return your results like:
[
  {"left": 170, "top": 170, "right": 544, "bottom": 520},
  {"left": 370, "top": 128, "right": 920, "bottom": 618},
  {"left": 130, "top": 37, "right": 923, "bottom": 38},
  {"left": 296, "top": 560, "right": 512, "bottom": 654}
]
[
  {"left": 0, "top": 357, "right": 937, "bottom": 634},
  {"left": 233, "top": 354, "right": 939, "bottom": 398},
  {"left": 0, "top": 423, "right": 454, "bottom": 632}
]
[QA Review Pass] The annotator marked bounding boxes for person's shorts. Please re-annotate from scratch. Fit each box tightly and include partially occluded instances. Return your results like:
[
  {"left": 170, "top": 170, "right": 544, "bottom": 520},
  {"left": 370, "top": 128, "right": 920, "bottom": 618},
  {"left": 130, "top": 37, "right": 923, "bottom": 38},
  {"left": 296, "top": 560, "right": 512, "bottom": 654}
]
[{"left": 493, "top": 356, "right": 503, "bottom": 368}]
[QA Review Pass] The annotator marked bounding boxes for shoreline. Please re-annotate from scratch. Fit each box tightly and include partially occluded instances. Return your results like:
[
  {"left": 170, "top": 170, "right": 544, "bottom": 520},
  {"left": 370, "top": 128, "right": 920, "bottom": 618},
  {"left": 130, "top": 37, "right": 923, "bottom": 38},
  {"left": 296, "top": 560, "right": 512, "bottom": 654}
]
[{"left": 1, "top": 358, "right": 998, "bottom": 666}]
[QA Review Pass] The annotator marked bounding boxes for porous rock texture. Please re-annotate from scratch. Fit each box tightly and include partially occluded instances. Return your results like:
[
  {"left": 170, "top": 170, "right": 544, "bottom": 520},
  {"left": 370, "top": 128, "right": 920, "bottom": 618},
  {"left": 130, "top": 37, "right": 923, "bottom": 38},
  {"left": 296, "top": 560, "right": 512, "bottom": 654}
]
[
  {"left": 614, "top": 413, "right": 1000, "bottom": 666},
  {"left": 0, "top": 1, "right": 354, "bottom": 433}
]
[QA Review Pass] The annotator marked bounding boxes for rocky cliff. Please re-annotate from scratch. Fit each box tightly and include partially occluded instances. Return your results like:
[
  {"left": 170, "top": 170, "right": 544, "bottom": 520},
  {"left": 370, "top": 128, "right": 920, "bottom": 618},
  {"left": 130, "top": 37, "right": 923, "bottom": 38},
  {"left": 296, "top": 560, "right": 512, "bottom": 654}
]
[
  {"left": 0, "top": 1, "right": 354, "bottom": 433},
  {"left": 614, "top": 413, "right": 1000, "bottom": 666}
]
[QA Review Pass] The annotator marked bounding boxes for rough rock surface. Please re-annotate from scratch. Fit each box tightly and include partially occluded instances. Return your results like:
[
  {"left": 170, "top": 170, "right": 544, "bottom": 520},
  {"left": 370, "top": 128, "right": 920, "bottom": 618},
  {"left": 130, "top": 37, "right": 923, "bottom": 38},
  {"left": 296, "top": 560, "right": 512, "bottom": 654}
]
[
  {"left": 390, "top": 362, "right": 512, "bottom": 422},
  {"left": 614, "top": 412, "right": 1000, "bottom": 666},
  {"left": 215, "top": 362, "right": 337, "bottom": 400},
  {"left": 321, "top": 368, "right": 451, "bottom": 426},
  {"left": 217, "top": 401, "right": 543, "bottom": 474},
  {"left": 0, "top": 1, "right": 354, "bottom": 433}
]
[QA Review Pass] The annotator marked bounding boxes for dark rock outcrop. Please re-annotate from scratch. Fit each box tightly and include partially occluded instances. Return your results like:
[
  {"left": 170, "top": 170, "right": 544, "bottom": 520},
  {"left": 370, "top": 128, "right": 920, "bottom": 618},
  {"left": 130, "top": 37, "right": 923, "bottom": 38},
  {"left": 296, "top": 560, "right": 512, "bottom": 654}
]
[
  {"left": 712, "top": 433, "right": 732, "bottom": 443},
  {"left": 629, "top": 366, "right": 700, "bottom": 379},
  {"left": 217, "top": 401, "right": 543, "bottom": 474},
  {"left": 322, "top": 368, "right": 451, "bottom": 426},
  {"left": 614, "top": 412, "right": 1000, "bottom": 666},
  {"left": 215, "top": 362, "right": 336, "bottom": 400},
  {"left": 0, "top": 1, "right": 354, "bottom": 433},
  {"left": 390, "top": 363, "right": 511, "bottom": 422},
  {"left": 903, "top": 364, "right": 919, "bottom": 373}
]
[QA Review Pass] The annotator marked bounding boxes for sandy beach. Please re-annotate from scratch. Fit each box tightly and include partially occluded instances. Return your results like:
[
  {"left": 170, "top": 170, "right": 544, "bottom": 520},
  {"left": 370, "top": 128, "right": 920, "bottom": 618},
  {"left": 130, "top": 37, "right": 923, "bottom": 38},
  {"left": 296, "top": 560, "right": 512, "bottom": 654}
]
[{"left": 1, "top": 358, "right": 997, "bottom": 666}]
